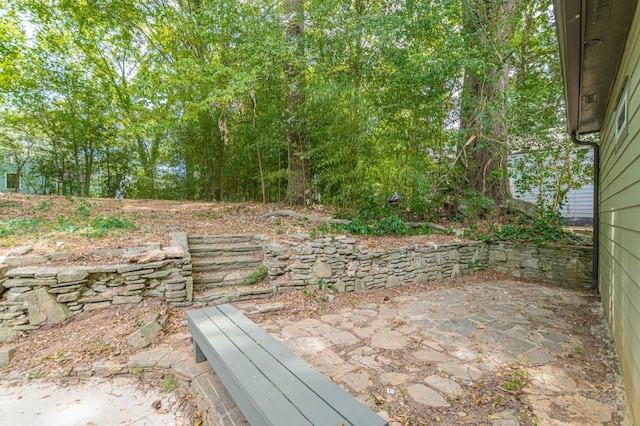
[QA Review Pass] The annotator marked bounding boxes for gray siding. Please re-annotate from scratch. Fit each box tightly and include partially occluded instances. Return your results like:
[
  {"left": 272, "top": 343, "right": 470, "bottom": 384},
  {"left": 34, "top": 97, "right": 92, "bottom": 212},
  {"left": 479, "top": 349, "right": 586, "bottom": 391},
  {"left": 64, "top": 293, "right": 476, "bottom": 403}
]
[
  {"left": 509, "top": 150, "right": 594, "bottom": 224},
  {"left": 598, "top": 4, "right": 640, "bottom": 424}
]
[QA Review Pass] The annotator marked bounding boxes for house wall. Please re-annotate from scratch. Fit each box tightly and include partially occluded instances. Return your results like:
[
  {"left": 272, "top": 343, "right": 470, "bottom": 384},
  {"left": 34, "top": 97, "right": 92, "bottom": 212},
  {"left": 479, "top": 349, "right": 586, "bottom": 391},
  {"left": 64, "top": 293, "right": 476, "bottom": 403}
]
[
  {"left": 509, "top": 150, "right": 593, "bottom": 225},
  {"left": 598, "top": 4, "right": 640, "bottom": 424},
  {"left": 0, "top": 160, "right": 44, "bottom": 194}
]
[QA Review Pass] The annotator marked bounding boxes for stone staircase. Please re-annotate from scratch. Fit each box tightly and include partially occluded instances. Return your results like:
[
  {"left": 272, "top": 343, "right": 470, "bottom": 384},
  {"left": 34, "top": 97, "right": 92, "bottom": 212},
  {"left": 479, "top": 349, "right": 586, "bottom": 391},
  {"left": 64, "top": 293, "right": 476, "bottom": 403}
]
[{"left": 188, "top": 235, "right": 273, "bottom": 304}]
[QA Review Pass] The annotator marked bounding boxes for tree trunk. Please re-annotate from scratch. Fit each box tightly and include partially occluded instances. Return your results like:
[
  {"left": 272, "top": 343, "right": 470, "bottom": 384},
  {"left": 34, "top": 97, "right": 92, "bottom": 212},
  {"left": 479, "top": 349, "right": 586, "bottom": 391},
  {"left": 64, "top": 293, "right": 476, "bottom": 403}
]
[
  {"left": 460, "top": 0, "right": 521, "bottom": 205},
  {"left": 250, "top": 90, "right": 267, "bottom": 204},
  {"left": 283, "top": 0, "right": 310, "bottom": 205}
]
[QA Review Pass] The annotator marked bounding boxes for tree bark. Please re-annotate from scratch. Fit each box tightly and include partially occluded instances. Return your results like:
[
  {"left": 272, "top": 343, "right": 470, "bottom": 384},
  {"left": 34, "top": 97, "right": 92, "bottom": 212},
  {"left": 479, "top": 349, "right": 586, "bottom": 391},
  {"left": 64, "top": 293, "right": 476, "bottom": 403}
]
[
  {"left": 283, "top": 0, "right": 310, "bottom": 205},
  {"left": 250, "top": 90, "right": 267, "bottom": 204},
  {"left": 460, "top": 0, "right": 521, "bottom": 205}
]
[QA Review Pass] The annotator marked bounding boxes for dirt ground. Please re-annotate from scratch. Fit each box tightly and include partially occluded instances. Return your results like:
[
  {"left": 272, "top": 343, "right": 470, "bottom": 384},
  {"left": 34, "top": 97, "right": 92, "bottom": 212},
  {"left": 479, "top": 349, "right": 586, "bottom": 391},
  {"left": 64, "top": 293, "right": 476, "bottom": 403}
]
[{"left": 0, "top": 193, "right": 464, "bottom": 262}]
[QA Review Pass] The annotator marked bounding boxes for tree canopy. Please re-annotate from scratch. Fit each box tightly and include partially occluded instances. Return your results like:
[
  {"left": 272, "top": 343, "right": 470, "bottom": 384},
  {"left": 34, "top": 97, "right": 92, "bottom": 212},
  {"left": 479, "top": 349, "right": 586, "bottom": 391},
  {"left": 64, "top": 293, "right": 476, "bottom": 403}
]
[{"left": 0, "top": 0, "right": 589, "bottom": 217}]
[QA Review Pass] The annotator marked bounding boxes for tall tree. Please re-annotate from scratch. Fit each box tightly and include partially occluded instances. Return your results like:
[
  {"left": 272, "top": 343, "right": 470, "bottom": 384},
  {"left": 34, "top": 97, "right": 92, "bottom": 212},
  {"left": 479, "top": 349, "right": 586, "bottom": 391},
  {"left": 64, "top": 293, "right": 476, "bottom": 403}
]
[
  {"left": 283, "top": 0, "right": 310, "bottom": 205},
  {"left": 459, "top": 0, "right": 523, "bottom": 204}
]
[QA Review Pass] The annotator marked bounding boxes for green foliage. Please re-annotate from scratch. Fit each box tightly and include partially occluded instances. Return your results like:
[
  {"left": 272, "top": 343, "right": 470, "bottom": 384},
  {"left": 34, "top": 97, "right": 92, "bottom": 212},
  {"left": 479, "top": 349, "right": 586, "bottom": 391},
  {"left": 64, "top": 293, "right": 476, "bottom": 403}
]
[
  {"left": 27, "top": 370, "right": 43, "bottom": 379},
  {"left": 242, "top": 266, "right": 268, "bottom": 285},
  {"left": 510, "top": 143, "right": 593, "bottom": 214},
  {"left": 334, "top": 196, "right": 437, "bottom": 237},
  {"left": 338, "top": 212, "right": 434, "bottom": 237},
  {"left": 315, "top": 278, "right": 337, "bottom": 292},
  {"left": 91, "top": 216, "right": 137, "bottom": 231},
  {"left": 36, "top": 201, "right": 52, "bottom": 212},
  {"left": 162, "top": 374, "right": 178, "bottom": 392},
  {"left": 76, "top": 199, "right": 92, "bottom": 218},
  {"left": 78, "top": 216, "right": 136, "bottom": 238},
  {"left": 501, "top": 368, "right": 529, "bottom": 392},
  {"left": 0, "top": 218, "right": 40, "bottom": 237},
  {"left": 342, "top": 215, "right": 404, "bottom": 236},
  {"left": 0, "top": 0, "right": 571, "bottom": 216},
  {"left": 496, "top": 206, "right": 565, "bottom": 244},
  {"left": 302, "top": 278, "right": 339, "bottom": 300},
  {"left": 459, "top": 190, "right": 496, "bottom": 220},
  {"left": 134, "top": 316, "right": 144, "bottom": 328},
  {"left": 468, "top": 206, "right": 587, "bottom": 246}
]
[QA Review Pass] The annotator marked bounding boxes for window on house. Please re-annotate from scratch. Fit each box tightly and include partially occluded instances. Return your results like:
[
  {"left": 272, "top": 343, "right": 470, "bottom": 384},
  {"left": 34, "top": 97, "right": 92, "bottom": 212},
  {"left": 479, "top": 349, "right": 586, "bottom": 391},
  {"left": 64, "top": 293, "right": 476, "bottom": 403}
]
[
  {"left": 6, "top": 173, "right": 19, "bottom": 190},
  {"left": 615, "top": 78, "right": 629, "bottom": 147},
  {"left": 4, "top": 155, "right": 16, "bottom": 164}
]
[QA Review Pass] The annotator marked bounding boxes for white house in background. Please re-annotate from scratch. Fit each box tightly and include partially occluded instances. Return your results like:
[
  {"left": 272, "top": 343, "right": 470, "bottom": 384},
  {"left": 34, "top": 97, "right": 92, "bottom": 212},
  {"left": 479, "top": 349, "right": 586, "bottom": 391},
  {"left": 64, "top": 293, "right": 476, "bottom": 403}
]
[{"left": 508, "top": 149, "right": 594, "bottom": 225}]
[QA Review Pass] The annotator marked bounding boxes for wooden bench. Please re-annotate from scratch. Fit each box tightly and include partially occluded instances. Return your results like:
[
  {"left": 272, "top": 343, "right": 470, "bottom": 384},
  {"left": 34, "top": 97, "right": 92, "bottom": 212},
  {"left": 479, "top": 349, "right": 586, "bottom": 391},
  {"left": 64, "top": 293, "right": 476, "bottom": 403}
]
[{"left": 187, "top": 304, "right": 388, "bottom": 426}]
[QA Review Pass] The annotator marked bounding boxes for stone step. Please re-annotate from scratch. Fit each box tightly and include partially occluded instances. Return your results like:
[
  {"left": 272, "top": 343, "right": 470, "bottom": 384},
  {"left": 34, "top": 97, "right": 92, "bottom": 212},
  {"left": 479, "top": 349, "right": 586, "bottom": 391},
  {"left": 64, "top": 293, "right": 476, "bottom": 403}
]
[
  {"left": 192, "top": 256, "right": 262, "bottom": 272},
  {"left": 188, "top": 235, "right": 255, "bottom": 245},
  {"left": 192, "top": 267, "right": 265, "bottom": 289},
  {"left": 189, "top": 242, "right": 260, "bottom": 255},
  {"left": 192, "top": 285, "right": 274, "bottom": 304}
]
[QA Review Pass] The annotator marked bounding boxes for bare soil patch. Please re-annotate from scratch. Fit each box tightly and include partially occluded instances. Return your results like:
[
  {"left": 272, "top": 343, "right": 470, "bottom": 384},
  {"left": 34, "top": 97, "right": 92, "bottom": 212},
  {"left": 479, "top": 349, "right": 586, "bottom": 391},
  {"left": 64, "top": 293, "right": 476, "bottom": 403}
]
[{"left": 0, "top": 193, "right": 464, "bottom": 263}]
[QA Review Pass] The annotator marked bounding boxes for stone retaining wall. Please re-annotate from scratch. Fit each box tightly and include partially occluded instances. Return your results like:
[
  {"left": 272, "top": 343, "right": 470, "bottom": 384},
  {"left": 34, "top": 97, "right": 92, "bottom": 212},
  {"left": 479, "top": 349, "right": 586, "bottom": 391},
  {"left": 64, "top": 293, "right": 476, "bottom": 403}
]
[
  {"left": 0, "top": 258, "right": 193, "bottom": 341},
  {"left": 488, "top": 242, "right": 592, "bottom": 288},
  {"left": 0, "top": 233, "right": 592, "bottom": 340},
  {"left": 0, "top": 232, "right": 193, "bottom": 342},
  {"left": 263, "top": 237, "right": 489, "bottom": 292}
]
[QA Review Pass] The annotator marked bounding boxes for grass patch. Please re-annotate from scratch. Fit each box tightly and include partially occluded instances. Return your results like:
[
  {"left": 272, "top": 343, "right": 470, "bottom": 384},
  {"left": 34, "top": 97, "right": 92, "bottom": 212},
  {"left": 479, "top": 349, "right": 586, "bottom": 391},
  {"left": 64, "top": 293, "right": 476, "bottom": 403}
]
[
  {"left": 91, "top": 216, "right": 137, "bottom": 231},
  {"left": 243, "top": 266, "right": 268, "bottom": 285},
  {"left": 0, "top": 218, "right": 40, "bottom": 237},
  {"left": 79, "top": 216, "right": 138, "bottom": 238},
  {"left": 162, "top": 374, "right": 178, "bottom": 392}
]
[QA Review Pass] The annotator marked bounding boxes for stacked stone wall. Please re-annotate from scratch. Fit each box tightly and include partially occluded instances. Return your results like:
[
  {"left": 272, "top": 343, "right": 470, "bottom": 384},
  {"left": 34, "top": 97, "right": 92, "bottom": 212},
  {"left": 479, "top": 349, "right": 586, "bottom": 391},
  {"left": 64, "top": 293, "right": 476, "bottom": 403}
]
[
  {"left": 264, "top": 237, "right": 489, "bottom": 292},
  {"left": 0, "top": 259, "right": 192, "bottom": 341},
  {"left": 0, "top": 233, "right": 593, "bottom": 340},
  {"left": 488, "top": 242, "right": 592, "bottom": 288}
]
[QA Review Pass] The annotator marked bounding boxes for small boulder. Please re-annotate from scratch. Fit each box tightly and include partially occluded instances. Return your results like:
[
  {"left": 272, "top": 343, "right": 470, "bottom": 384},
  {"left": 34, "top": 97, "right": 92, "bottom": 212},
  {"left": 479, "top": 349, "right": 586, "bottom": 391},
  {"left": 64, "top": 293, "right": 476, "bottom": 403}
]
[
  {"left": 0, "top": 346, "right": 16, "bottom": 367},
  {"left": 24, "top": 287, "right": 70, "bottom": 326},
  {"left": 506, "top": 198, "right": 537, "bottom": 218},
  {"left": 0, "top": 327, "right": 16, "bottom": 343},
  {"left": 312, "top": 260, "right": 332, "bottom": 278},
  {"left": 134, "top": 250, "right": 167, "bottom": 264},
  {"left": 8, "top": 246, "right": 33, "bottom": 256},
  {"left": 127, "top": 314, "right": 165, "bottom": 350}
]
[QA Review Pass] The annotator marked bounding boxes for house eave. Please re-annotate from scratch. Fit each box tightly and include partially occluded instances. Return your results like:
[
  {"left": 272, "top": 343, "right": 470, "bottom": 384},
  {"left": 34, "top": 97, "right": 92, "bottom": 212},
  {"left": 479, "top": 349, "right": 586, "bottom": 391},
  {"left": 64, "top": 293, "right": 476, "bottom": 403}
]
[{"left": 554, "top": 0, "right": 637, "bottom": 136}]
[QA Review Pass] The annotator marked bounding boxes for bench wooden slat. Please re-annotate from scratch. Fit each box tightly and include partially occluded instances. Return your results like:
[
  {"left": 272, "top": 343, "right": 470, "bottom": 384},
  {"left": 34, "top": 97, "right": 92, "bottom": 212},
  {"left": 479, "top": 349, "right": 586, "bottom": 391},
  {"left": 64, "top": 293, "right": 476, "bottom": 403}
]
[
  {"left": 201, "top": 307, "right": 349, "bottom": 425},
  {"left": 188, "top": 305, "right": 389, "bottom": 426},
  {"left": 217, "top": 304, "right": 388, "bottom": 426},
  {"left": 188, "top": 309, "right": 311, "bottom": 426}
]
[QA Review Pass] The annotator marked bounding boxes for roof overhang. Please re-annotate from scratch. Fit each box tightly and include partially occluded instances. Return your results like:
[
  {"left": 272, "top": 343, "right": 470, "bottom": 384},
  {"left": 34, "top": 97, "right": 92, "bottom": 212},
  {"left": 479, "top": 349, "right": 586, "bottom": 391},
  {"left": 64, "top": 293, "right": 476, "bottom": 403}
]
[{"left": 554, "top": 0, "right": 637, "bottom": 136}]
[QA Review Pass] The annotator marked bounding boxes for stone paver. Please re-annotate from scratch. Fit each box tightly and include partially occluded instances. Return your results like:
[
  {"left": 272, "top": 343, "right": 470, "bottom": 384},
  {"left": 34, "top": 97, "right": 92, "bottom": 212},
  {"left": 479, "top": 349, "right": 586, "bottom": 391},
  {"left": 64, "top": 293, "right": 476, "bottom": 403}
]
[
  {"left": 371, "top": 330, "right": 408, "bottom": 350},
  {"left": 407, "top": 383, "right": 450, "bottom": 407},
  {"left": 341, "top": 370, "right": 372, "bottom": 393},
  {"left": 380, "top": 372, "right": 409, "bottom": 386},
  {"left": 424, "top": 375, "right": 462, "bottom": 397},
  {"left": 411, "top": 347, "right": 451, "bottom": 363},
  {"left": 258, "top": 279, "right": 628, "bottom": 424},
  {"left": 1, "top": 278, "right": 627, "bottom": 425}
]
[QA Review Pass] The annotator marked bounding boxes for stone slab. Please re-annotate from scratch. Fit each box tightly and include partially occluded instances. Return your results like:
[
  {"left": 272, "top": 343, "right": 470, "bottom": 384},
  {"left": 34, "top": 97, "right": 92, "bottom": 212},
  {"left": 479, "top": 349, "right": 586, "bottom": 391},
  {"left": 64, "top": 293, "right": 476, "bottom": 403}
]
[
  {"left": 0, "top": 346, "right": 16, "bottom": 366},
  {"left": 127, "top": 316, "right": 163, "bottom": 350},
  {"left": 424, "top": 375, "right": 462, "bottom": 398},
  {"left": 24, "top": 287, "right": 69, "bottom": 326},
  {"left": 407, "top": 384, "right": 450, "bottom": 407}
]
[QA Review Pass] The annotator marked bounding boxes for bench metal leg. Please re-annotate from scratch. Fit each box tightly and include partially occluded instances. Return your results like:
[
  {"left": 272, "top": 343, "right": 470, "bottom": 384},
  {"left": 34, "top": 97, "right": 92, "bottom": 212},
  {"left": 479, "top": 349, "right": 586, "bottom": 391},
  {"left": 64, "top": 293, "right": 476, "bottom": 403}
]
[{"left": 194, "top": 340, "right": 206, "bottom": 363}]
